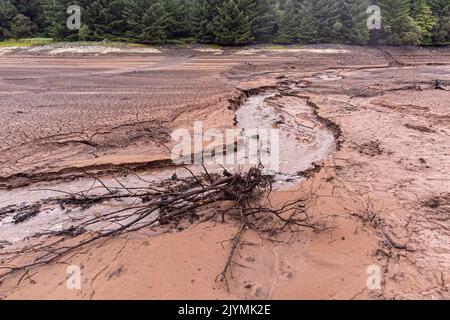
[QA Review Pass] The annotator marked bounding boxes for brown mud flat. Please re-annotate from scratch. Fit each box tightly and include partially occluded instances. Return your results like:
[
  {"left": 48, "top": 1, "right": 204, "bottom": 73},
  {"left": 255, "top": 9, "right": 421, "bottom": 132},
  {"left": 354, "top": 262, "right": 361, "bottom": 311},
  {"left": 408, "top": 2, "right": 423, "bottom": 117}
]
[{"left": 0, "top": 45, "right": 449, "bottom": 299}]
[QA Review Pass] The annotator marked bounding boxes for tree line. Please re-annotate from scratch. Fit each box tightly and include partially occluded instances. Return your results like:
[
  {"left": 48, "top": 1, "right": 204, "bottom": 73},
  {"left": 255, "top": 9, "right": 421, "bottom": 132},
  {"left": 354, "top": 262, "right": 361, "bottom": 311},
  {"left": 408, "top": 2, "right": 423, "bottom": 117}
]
[{"left": 0, "top": 0, "right": 449, "bottom": 45}]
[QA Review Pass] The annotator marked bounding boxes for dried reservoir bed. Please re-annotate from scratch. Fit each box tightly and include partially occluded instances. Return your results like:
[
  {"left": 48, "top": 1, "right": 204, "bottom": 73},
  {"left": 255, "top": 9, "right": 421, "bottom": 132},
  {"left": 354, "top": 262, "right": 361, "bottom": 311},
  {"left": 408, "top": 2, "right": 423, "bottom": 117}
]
[{"left": 0, "top": 45, "right": 449, "bottom": 300}]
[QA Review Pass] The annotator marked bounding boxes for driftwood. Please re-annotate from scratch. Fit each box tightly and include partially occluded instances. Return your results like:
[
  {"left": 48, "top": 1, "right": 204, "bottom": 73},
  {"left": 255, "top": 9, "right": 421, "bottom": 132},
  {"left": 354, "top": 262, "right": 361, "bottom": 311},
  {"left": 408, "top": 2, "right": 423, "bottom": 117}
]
[{"left": 0, "top": 166, "right": 324, "bottom": 290}]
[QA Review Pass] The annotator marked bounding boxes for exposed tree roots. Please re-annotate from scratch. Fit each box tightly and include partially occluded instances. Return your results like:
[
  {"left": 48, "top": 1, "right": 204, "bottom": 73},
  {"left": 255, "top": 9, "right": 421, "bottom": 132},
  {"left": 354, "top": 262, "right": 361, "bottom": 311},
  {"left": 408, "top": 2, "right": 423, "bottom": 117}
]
[{"left": 0, "top": 167, "right": 325, "bottom": 290}]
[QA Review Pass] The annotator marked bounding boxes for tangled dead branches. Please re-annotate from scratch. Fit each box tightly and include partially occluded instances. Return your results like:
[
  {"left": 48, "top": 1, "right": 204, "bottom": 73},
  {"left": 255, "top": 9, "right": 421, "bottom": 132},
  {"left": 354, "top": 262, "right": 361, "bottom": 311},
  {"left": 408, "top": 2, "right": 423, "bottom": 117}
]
[{"left": 0, "top": 167, "right": 324, "bottom": 290}]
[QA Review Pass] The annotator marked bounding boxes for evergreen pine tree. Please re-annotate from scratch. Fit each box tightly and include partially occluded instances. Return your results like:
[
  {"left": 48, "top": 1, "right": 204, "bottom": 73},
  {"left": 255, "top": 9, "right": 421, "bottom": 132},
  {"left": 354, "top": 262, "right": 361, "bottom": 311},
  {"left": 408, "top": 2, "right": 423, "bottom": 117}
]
[
  {"left": 0, "top": 0, "right": 18, "bottom": 40},
  {"left": 0, "top": 0, "right": 446, "bottom": 46},
  {"left": 9, "top": 13, "right": 35, "bottom": 38},
  {"left": 124, "top": 0, "right": 145, "bottom": 40},
  {"left": 277, "top": 0, "right": 288, "bottom": 11},
  {"left": 429, "top": 0, "right": 450, "bottom": 44},
  {"left": 297, "top": 0, "right": 319, "bottom": 43},
  {"left": 383, "top": 0, "right": 423, "bottom": 45},
  {"left": 380, "top": 0, "right": 422, "bottom": 45},
  {"left": 251, "top": 0, "right": 278, "bottom": 42},
  {"left": 124, "top": 0, "right": 169, "bottom": 43},
  {"left": 11, "top": 0, "right": 46, "bottom": 35},
  {"left": 275, "top": 0, "right": 298, "bottom": 43},
  {"left": 191, "top": 0, "right": 222, "bottom": 43},
  {"left": 410, "top": 0, "right": 437, "bottom": 45},
  {"left": 314, "top": 0, "right": 341, "bottom": 42},
  {"left": 140, "top": 0, "right": 169, "bottom": 43},
  {"left": 88, "top": 0, "right": 123, "bottom": 40},
  {"left": 164, "top": 0, "right": 192, "bottom": 39},
  {"left": 339, "top": 0, "right": 370, "bottom": 45},
  {"left": 44, "top": 0, "right": 77, "bottom": 40},
  {"left": 213, "top": 0, "right": 254, "bottom": 45},
  {"left": 106, "top": 0, "right": 130, "bottom": 40}
]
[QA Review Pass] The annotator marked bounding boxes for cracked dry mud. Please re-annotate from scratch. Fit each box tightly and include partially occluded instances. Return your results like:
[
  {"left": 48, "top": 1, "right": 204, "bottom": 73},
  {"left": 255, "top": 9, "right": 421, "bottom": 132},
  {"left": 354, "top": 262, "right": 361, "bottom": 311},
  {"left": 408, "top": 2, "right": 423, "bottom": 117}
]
[{"left": 0, "top": 45, "right": 449, "bottom": 299}]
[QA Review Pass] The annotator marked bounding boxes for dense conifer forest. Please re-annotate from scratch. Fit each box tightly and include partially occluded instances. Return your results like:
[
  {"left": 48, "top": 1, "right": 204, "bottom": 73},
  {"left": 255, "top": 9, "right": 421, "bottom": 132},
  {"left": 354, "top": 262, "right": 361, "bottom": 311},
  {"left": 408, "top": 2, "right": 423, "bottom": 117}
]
[{"left": 1, "top": 0, "right": 449, "bottom": 45}]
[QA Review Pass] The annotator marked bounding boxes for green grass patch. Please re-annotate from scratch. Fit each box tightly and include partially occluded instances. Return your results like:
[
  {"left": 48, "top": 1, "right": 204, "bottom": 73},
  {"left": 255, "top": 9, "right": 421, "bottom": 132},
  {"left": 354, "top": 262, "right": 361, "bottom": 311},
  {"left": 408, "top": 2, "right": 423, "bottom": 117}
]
[
  {"left": 0, "top": 38, "right": 54, "bottom": 47},
  {"left": 262, "top": 44, "right": 305, "bottom": 50},
  {"left": 0, "top": 39, "right": 161, "bottom": 49}
]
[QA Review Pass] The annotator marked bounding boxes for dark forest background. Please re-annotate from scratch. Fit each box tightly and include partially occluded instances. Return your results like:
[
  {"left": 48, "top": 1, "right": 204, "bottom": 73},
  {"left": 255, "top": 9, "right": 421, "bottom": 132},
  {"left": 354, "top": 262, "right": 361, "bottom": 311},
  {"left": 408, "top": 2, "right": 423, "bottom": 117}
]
[{"left": 0, "top": 0, "right": 449, "bottom": 45}]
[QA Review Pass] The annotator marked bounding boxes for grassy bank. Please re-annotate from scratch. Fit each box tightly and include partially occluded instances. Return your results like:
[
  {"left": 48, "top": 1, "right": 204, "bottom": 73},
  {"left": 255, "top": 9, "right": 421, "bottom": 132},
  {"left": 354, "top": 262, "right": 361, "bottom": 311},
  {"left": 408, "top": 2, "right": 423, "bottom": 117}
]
[{"left": 0, "top": 38, "right": 54, "bottom": 47}]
